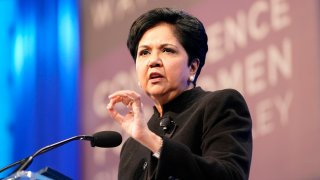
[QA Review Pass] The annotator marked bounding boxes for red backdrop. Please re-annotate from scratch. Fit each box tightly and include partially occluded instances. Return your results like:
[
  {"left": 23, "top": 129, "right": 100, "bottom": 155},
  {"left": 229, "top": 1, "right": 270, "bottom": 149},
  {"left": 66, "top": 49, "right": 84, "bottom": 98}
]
[{"left": 81, "top": 0, "right": 320, "bottom": 179}]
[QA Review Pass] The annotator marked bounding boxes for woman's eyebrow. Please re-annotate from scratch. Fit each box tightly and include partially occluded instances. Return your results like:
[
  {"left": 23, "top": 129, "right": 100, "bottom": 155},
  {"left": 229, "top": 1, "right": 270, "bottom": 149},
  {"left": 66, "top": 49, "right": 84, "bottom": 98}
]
[{"left": 138, "top": 43, "right": 177, "bottom": 49}]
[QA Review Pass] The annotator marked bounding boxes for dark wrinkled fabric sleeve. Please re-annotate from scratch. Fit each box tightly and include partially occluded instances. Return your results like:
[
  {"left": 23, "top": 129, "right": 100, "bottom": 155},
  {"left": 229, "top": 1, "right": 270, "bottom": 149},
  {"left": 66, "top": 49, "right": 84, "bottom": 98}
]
[{"left": 155, "top": 89, "right": 253, "bottom": 180}]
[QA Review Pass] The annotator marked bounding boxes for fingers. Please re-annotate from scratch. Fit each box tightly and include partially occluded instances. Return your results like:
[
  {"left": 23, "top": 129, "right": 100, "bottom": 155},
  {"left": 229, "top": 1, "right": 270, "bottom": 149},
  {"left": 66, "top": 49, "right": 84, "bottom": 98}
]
[
  {"left": 108, "top": 90, "right": 142, "bottom": 109},
  {"left": 106, "top": 90, "right": 149, "bottom": 142},
  {"left": 107, "top": 106, "right": 123, "bottom": 122},
  {"left": 107, "top": 90, "right": 143, "bottom": 119}
]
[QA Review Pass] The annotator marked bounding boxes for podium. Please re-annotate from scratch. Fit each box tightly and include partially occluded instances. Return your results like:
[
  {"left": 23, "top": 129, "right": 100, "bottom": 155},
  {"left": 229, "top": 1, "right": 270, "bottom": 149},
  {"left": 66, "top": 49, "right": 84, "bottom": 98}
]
[{"left": 3, "top": 167, "right": 72, "bottom": 180}]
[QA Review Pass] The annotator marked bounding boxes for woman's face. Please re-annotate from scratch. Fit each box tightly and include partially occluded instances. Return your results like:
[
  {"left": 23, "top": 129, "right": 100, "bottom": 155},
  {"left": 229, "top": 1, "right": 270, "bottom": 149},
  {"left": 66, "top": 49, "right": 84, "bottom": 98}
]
[{"left": 136, "top": 23, "right": 194, "bottom": 103}]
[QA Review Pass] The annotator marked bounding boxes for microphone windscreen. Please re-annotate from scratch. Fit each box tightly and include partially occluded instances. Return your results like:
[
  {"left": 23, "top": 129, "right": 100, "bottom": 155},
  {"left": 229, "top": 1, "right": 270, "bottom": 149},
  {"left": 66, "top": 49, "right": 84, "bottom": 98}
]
[{"left": 91, "top": 131, "right": 122, "bottom": 148}]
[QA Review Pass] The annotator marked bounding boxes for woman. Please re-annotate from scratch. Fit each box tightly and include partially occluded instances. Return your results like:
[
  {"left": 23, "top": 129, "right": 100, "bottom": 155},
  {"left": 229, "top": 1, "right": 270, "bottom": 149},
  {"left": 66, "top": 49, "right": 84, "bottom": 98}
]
[{"left": 107, "top": 8, "right": 252, "bottom": 180}]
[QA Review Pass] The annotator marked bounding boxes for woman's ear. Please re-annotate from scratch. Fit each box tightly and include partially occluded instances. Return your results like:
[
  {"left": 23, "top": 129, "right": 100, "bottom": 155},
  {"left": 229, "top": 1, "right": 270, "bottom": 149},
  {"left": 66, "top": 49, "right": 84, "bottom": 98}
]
[
  {"left": 188, "top": 58, "right": 200, "bottom": 85},
  {"left": 189, "top": 58, "right": 200, "bottom": 77}
]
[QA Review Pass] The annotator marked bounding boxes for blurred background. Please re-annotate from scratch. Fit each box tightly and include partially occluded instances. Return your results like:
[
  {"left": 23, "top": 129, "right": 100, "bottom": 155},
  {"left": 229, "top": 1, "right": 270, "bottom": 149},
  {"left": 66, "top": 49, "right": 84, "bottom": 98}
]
[{"left": 0, "top": 0, "right": 319, "bottom": 179}]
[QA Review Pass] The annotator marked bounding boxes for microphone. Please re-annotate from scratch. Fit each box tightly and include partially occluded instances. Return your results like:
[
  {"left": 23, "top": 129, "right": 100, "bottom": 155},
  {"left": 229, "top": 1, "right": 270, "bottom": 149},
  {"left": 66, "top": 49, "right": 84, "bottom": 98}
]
[
  {"left": 160, "top": 116, "right": 175, "bottom": 132},
  {"left": 90, "top": 131, "right": 122, "bottom": 148},
  {"left": 0, "top": 131, "right": 122, "bottom": 174},
  {"left": 159, "top": 115, "right": 177, "bottom": 138}
]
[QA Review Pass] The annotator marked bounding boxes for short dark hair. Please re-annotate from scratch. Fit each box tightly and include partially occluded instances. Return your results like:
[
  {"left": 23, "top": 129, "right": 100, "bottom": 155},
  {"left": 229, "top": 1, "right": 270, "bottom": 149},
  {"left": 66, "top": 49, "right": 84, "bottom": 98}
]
[{"left": 127, "top": 7, "right": 208, "bottom": 84}]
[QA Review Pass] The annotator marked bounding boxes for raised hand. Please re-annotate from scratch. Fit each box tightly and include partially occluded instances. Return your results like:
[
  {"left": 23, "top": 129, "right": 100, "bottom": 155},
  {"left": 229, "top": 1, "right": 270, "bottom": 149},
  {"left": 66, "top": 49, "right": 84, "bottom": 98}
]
[
  {"left": 107, "top": 90, "right": 147, "bottom": 140},
  {"left": 107, "top": 90, "right": 163, "bottom": 153}
]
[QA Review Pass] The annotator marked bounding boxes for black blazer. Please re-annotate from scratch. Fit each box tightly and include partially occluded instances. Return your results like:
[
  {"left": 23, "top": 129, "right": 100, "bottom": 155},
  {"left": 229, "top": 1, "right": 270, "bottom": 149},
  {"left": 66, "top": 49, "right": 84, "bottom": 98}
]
[{"left": 118, "top": 87, "right": 252, "bottom": 180}]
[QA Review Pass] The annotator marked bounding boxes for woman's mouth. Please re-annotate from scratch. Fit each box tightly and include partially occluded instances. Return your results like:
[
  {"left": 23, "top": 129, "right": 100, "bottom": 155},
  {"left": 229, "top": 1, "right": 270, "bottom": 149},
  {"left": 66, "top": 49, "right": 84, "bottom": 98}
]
[{"left": 149, "top": 72, "right": 164, "bottom": 83}]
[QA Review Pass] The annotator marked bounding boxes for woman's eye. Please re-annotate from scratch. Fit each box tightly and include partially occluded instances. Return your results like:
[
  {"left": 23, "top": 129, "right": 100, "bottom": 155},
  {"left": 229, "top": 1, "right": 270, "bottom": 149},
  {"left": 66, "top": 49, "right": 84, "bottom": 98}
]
[
  {"left": 163, "top": 48, "right": 175, "bottom": 53},
  {"left": 139, "top": 50, "right": 150, "bottom": 56}
]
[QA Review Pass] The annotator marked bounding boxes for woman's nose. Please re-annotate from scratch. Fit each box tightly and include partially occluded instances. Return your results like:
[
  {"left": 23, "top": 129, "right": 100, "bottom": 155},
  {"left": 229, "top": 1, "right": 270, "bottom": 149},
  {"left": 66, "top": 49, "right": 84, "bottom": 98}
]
[{"left": 147, "top": 53, "right": 162, "bottom": 68}]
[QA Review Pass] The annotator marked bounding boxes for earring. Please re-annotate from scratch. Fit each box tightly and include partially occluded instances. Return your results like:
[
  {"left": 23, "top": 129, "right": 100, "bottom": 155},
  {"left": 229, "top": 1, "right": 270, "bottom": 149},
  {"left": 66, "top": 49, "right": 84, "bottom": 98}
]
[{"left": 189, "top": 75, "right": 195, "bottom": 82}]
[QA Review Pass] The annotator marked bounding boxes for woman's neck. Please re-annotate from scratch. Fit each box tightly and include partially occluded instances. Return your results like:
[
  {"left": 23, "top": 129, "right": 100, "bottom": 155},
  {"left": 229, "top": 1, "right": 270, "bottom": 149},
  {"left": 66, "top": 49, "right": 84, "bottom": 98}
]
[{"left": 152, "top": 84, "right": 194, "bottom": 117}]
